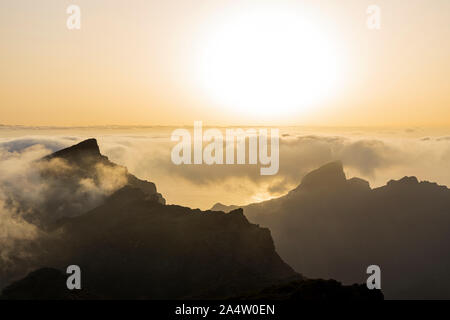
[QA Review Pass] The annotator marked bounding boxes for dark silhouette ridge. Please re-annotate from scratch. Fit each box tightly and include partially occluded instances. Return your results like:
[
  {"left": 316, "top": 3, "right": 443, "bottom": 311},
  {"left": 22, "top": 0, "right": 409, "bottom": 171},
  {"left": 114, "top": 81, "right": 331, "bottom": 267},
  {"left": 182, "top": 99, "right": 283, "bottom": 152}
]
[
  {"left": 294, "top": 161, "right": 346, "bottom": 191},
  {"left": 1, "top": 140, "right": 383, "bottom": 300},
  {"left": 2, "top": 267, "right": 382, "bottom": 301},
  {"left": 45, "top": 138, "right": 101, "bottom": 160},
  {"left": 38, "top": 138, "right": 165, "bottom": 225},
  {"left": 234, "top": 279, "right": 383, "bottom": 301},
  {"left": 35, "top": 186, "right": 299, "bottom": 299},
  {"left": 0, "top": 268, "right": 93, "bottom": 300},
  {"left": 212, "top": 162, "right": 450, "bottom": 299},
  {"left": 1, "top": 139, "right": 306, "bottom": 300},
  {"left": 387, "top": 176, "right": 419, "bottom": 186},
  {"left": 1, "top": 139, "right": 166, "bottom": 291},
  {"left": 3, "top": 186, "right": 299, "bottom": 299}
]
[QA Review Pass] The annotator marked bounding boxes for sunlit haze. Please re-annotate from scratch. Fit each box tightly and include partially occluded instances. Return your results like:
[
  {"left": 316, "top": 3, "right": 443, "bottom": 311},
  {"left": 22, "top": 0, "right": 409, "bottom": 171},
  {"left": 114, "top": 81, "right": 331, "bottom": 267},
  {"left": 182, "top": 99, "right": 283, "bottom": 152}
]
[{"left": 1, "top": 0, "right": 449, "bottom": 126}]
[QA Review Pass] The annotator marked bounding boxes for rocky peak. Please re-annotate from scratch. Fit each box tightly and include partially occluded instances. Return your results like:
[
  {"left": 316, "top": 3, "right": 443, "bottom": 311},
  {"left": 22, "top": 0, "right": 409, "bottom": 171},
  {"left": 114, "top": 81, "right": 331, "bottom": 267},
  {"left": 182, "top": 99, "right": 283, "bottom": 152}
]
[
  {"left": 387, "top": 176, "right": 419, "bottom": 187},
  {"left": 45, "top": 138, "right": 104, "bottom": 163},
  {"left": 297, "top": 161, "right": 346, "bottom": 190}
]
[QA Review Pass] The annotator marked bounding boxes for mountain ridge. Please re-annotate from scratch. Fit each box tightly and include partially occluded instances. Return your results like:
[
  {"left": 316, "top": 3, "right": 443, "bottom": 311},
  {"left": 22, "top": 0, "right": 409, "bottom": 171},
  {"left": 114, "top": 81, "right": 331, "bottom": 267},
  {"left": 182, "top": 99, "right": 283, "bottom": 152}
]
[
  {"left": 0, "top": 139, "right": 384, "bottom": 300},
  {"left": 211, "top": 161, "right": 450, "bottom": 299},
  {"left": 0, "top": 139, "right": 295, "bottom": 299}
]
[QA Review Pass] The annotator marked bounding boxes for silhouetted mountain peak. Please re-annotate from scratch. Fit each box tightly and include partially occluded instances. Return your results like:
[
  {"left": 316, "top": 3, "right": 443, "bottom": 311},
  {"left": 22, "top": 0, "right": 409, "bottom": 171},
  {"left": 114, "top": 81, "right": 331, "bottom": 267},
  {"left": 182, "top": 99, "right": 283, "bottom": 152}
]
[
  {"left": 72, "top": 138, "right": 100, "bottom": 152},
  {"left": 298, "top": 161, "right": 346, "bottom": 190},
  {"left": 387, "top": 176, "right": 419, "bottom": 187},
  {"left": 34, "top": 139, "right": 166, "bottom": 225},
  {"left": 232, "top": 161, "right": 450, "bottom": 299},
  {"left": 45, "top": 138, "right": 104, "bottom": 162}
]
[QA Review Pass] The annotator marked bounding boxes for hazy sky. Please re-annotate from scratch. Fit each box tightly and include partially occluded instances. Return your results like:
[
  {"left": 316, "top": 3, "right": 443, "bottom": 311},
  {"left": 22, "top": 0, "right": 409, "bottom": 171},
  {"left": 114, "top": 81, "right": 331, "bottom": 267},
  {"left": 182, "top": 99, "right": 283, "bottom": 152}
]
[{"left": 1, "top": 0, "right": 449, "bottom": 126}]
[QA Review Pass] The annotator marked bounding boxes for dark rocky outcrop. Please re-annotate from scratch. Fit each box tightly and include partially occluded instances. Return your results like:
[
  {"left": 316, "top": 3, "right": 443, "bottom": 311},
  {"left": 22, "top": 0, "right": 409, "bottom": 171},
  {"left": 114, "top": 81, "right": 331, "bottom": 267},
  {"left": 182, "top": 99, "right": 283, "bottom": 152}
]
[
  {"left": 44, "top": 138, "right": 105, "bottom": 163},
  {"left": 44, "top": 138, "right": 165, "bottom": 207},
  {"left": 20, "top": 139, "right": 165, "bottom": 228},
  {"left": 31, "top": 186, "right": 297, "bottom": 299}
]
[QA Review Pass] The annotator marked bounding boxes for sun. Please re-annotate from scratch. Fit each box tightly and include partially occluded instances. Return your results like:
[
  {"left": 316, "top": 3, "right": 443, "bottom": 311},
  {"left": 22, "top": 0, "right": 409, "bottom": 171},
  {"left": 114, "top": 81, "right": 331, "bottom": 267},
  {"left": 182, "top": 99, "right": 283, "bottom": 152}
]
[{"left": 197, "top": 10, "right": 343, "bottom": 118}]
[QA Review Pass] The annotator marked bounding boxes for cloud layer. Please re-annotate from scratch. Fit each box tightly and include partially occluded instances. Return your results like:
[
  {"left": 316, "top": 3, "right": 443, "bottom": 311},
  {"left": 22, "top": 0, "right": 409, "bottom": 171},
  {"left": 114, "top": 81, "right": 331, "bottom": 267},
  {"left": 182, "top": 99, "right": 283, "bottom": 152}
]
[
  {"left": 2, "top": 128, "right": 450, "bottom": 210},
  {"left": 1, "top": 127, "right": 450, "bottom": 289},
  {"left": 0, "top": 139, "right": 129, "bottom": 288}
]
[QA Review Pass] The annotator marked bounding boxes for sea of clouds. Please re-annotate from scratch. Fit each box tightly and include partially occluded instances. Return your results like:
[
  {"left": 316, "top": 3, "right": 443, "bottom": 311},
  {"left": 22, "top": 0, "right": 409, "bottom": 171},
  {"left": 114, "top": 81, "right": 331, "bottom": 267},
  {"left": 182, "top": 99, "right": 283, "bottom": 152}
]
[{"left": 1, "top": 126, "right": 450, "bottom": 288}]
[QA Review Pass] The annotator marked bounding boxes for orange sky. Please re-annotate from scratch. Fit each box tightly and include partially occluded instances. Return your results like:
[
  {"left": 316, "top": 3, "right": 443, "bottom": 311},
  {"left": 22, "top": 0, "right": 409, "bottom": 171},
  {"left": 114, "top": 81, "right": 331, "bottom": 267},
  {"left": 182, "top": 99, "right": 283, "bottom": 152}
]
[{"left": 1, "top": 0, "right": 449, "bottom": 126}]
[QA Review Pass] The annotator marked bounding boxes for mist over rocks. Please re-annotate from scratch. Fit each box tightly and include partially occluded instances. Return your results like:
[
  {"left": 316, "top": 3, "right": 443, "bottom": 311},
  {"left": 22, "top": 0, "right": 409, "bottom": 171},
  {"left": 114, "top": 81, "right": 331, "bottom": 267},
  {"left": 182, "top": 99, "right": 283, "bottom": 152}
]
[
  {"left": 214, "top": 161, "right": 450, "bottom": 299},
  {"left": 4, "top": 138, "right": 165, "bottom": 228},
  {"left": 0, "top": 139, "right": 302, "bottom": 299},
  {"left": 3, "top": 136, "right": 450, "bottom": 299},
  {"left": 2, "top": 129, "right": 450, "bottom": 210},
  {"left": 0, "top": 139, "right": 165, "bottom": 289},
  {"left": 0, "top": 138, "right": 386, "bottom": 300}
]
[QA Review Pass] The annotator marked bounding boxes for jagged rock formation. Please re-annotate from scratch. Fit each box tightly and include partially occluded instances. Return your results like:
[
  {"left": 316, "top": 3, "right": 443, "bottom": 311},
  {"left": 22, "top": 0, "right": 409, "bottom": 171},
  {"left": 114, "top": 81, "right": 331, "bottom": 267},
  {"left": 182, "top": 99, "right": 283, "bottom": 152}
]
[
  {"left": 44, "top": 138, "right": 106, "bottom": 162},
  {"left": 212, "top": 161, "right": 450, "bottom": 299},
  {"left": 34, "top": 186, "right": 297, "bottom": 299},
  {"left": 1, "top": 139, "right": 301, "bottom": 300},
  {"left": 1, "top": 141, "right": 384, "bottom": 300},
  {"left": 20, "top": 138, "right": 165, "bottom": 227},
  {"left": 44, "top": 139, "right": 164, "bottom": 204},
  {"left": 44, "top": 138, "right": 165, "bottom": 206}
]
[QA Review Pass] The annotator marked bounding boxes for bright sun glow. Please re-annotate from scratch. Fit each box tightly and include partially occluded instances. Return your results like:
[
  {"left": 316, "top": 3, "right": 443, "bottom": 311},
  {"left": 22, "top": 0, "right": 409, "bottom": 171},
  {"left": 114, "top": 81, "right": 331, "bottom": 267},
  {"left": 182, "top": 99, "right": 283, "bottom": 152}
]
[{"left": 198, "top": 10, "right": 343, "bottom": 118}]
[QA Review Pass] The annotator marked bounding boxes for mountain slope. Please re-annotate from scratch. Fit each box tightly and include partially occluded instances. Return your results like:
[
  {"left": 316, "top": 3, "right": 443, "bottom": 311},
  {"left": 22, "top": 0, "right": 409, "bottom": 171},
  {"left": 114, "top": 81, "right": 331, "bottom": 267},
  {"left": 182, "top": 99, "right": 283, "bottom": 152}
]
[
  {"left": 24, "top": 138, "right": 165, "bottom": 227},
  {"left": 44, "top": 138, "right": 165, "bottom": 205},
  {"left": 212, "top": 161, "right": 450, "bottom": 299},
  {"left": 35, "top": 186, "right": 298, "bottom": 299},
  {"left": 1, "top": 139, "right": 298, "bottom": 299},
  {"left": 1, "top": 141, "right": 382, "bottom": 300}
]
